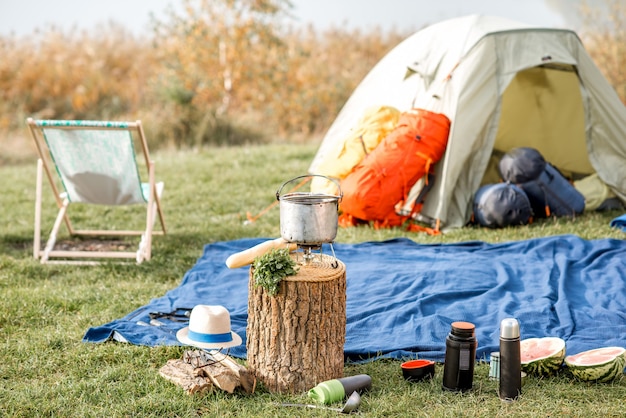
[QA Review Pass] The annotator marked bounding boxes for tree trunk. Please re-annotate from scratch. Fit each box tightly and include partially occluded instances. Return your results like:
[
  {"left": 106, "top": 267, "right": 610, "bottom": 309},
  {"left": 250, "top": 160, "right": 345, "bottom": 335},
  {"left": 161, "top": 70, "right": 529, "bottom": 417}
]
[{"left": 246, "top": 254, "right": 346, "bottom": 393}]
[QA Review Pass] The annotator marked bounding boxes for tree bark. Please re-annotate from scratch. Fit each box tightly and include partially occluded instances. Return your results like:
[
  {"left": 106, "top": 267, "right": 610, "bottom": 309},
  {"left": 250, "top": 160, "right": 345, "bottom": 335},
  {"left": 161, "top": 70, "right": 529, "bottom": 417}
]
[{"left": 246, "top": 254, "right": 346, "bottom": 393}]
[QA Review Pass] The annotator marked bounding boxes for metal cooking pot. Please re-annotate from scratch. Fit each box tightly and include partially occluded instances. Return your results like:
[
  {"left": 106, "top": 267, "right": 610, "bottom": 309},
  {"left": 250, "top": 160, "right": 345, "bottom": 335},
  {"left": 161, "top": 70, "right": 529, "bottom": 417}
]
[{"left": 276, "top": 175, "right": 342, "bottom": 245}]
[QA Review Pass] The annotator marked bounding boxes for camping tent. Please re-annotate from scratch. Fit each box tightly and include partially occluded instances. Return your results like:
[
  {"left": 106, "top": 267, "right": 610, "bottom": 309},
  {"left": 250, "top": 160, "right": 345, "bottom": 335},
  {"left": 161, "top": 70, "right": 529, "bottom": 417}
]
[{"left": 309, "top": 15, "right": 626, "bottom": 230}]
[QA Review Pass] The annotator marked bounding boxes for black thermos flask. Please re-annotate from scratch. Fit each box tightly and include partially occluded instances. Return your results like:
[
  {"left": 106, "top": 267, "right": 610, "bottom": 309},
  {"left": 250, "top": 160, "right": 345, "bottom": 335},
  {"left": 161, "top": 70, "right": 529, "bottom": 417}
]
[
  {"left": 442, "top": 321, "right": 477, "bottom": 392},
  {"left": 499, "top": 318, "right": 522, "bottom": 401}
]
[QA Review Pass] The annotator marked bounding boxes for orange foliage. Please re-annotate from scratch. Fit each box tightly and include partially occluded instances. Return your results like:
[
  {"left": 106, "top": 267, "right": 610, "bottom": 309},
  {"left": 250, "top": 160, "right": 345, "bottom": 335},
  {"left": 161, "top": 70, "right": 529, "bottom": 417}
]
[
  {"left": 578, "top": 0, "right": 626, "bottom": 104},
  {"left": 0, "top": 23, "right": 156, "bottom": 127},
  {"left": 0, "top": 0, "right": 623, "bottom": 146}
]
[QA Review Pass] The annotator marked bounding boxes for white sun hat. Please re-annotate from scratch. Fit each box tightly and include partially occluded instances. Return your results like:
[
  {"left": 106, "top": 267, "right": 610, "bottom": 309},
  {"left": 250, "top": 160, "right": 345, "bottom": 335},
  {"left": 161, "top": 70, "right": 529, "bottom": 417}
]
[{"left": 176, "top": 305, "right": 242, "bottom": 349}]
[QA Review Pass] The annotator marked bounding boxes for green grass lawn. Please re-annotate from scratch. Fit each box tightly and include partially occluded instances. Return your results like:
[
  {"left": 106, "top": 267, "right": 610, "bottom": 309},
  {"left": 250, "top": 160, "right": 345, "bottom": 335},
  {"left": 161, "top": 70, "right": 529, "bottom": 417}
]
[{"left": 1, "top": 143, "right": 625, "bottom": 417}]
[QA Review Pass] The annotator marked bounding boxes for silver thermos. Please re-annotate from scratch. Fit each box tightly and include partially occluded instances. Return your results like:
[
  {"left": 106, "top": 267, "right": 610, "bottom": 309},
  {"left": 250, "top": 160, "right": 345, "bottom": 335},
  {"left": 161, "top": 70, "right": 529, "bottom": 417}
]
[{"left": 499, "top": 318, "right": 522, "bottom": 401}]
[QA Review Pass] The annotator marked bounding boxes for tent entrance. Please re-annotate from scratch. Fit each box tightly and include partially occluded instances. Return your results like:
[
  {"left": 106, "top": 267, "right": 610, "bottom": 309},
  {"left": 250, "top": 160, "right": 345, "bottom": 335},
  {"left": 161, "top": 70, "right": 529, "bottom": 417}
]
[{"left": 494, "top": 65, "right": 593, "bottom": 178}]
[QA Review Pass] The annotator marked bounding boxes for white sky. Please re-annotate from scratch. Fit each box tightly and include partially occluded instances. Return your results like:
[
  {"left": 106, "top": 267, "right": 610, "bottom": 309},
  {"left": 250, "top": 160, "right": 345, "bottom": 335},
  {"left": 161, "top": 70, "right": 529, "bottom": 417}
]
[{"left": 0, "top": 0, "right": 574, "bottom": 37}]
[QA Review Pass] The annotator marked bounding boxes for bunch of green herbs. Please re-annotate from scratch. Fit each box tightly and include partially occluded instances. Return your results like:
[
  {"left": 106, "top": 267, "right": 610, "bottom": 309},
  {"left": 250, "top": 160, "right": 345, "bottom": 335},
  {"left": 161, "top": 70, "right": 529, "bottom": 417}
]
[{"left": 252, "top": 247, "right": 299, "bottom": 296}]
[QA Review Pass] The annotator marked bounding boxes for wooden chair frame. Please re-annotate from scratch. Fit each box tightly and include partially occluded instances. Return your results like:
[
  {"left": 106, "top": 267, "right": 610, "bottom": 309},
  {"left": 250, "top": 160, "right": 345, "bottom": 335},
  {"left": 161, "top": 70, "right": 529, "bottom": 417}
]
[{"left": 27, "top": 118, "right": 166, "bottom": 264}]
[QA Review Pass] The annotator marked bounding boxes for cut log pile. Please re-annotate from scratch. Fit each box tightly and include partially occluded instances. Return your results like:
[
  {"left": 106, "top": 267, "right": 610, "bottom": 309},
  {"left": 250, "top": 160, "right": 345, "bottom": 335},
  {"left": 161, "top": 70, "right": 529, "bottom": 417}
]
[{"left": 159, "top": 350, "right": 256, "bottom": 395}]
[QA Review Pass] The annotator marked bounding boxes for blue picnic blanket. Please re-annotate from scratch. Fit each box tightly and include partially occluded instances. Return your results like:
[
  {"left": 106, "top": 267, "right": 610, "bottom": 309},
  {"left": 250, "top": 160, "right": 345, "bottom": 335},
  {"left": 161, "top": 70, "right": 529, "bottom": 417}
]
[{"left": 83, "top": 235, "right": 626, "bottom": 363}]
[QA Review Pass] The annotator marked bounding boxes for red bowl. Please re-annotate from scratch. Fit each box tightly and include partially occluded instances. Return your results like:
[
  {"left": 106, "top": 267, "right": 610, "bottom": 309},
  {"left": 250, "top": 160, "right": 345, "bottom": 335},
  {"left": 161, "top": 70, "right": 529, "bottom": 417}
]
[{"left": 401, "top": 359, "right": 436, "bottom": 382}]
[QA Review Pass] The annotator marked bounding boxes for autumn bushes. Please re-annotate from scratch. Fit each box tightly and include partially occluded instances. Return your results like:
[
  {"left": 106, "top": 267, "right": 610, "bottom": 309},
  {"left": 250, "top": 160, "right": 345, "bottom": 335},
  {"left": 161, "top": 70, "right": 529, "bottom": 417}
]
[
  {"left": 0, "top": 0, "right": 405, "bottom": 148},
  {"left": 580, "top": 0, "right": 626, "bottom": 104},
  {"left": 1, "top": 0, "right": 624, "bottom": 149},
  {"left": 0, "top": 24, "right": 156, "bottom": 129}
]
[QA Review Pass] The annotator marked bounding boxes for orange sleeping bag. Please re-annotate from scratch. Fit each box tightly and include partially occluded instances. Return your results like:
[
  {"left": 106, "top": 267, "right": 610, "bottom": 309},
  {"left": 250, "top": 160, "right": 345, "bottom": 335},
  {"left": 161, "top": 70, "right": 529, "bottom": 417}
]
[{"left": 339, "top": 108, "right": 451, "bottom": 226}]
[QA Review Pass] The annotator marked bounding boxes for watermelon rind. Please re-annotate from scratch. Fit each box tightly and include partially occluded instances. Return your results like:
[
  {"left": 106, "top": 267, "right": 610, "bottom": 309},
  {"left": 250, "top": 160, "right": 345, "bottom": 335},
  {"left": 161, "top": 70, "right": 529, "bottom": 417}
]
[
  {"left": 520, "top": 337, "right": 566, "bottom": 376},
  {"left": 564, "top": 346, "right": 626, "bottom": 383}
]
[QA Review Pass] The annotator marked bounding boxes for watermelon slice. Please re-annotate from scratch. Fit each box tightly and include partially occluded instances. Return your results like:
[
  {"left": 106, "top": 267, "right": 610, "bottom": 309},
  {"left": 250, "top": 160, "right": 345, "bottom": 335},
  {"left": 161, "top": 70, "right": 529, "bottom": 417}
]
[
  {"left": 565, "top": 346, "right": 626, "bottom": 383},
  {"left": 520, "top": 337, "right": 566, "bottom": 376}
]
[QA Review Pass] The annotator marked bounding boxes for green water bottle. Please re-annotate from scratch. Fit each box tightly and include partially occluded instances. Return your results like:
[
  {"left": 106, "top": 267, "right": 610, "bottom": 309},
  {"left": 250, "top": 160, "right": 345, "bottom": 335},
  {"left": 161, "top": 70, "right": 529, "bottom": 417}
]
[{"left": 308, "top": 374, "right": 372, "bottom": 404}]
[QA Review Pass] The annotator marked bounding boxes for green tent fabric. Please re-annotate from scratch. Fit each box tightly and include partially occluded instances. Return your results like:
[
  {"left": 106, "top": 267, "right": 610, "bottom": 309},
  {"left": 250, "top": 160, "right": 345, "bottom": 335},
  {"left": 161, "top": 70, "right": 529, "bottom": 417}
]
[{"left": 310, "top": 15, "right": 626, "bottom": 230}]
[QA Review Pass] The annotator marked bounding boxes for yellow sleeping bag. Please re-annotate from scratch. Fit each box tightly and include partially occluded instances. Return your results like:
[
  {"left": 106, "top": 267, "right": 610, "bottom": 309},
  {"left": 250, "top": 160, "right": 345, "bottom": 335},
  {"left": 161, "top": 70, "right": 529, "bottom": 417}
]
[
  {"left": 574, "top": 173, "right": 617, "bottom": 211},
  {"left": 311, "top": 105, "right": 400, "bottom": 195}
]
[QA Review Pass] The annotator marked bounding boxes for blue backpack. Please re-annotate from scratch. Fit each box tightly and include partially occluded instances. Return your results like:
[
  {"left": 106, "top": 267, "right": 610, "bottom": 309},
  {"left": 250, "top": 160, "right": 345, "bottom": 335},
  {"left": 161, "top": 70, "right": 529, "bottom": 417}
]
[{"left": 498, "top": 147, "right": 585, "bottom": 218}]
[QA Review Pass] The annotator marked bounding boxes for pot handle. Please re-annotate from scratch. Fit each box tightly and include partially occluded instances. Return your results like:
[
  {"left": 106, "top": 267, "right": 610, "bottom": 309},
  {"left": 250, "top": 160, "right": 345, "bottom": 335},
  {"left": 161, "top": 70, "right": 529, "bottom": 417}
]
[
  {"left": 225, "top": 237, "right": 298, "bottom": 269},
  {"left": 276, "top": 174, "right": 342, "bottom": 201}
]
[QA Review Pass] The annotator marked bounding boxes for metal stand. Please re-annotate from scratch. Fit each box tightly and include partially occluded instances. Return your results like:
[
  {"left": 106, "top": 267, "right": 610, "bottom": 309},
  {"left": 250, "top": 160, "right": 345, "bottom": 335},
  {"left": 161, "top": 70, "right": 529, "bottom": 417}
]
[{"left": 295, "top": 243, "right": 338, "bottom": 268}]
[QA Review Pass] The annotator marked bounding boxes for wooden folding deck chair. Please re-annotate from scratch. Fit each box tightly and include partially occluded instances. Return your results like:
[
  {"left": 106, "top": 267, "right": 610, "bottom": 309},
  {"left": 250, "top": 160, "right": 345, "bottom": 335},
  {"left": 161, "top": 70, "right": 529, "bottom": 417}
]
[{"left": 27, "top": 119, "right": 167, "bottom": 264}]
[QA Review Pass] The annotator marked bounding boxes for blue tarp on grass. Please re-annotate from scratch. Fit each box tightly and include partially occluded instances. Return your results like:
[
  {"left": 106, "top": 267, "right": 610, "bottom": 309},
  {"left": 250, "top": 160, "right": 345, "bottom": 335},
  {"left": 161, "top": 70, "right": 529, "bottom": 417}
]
[
  {"left": 610, "top": 213, "right": 626, "bottom": 231},
  {"left": 83, "top": 235, "right": 626, "bottom": 363}
]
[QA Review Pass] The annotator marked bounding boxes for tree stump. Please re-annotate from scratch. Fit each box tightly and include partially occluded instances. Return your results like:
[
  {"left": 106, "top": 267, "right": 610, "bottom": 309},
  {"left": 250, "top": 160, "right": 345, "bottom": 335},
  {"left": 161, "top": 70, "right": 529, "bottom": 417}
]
[{"left": 247, "top": 254, "right": 346, "bottom": 393}]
